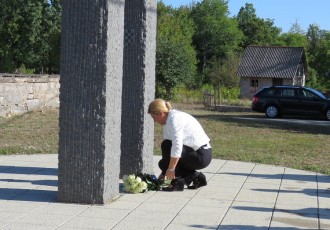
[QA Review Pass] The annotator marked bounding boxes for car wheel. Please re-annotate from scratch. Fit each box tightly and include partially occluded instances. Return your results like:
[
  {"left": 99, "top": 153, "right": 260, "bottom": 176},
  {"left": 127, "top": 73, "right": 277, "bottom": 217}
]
[
  {"left": 325, "top": 108, "right": 330, "bottom": 121},
  {"left": 265, "top": 105, "right": 279, "bottom": 118}
]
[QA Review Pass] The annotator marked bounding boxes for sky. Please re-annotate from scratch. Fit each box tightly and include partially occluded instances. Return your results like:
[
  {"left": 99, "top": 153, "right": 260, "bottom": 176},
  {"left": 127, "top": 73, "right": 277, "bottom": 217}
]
[{"left": 160, "top": 0, "right": 330, "bottom": 33}]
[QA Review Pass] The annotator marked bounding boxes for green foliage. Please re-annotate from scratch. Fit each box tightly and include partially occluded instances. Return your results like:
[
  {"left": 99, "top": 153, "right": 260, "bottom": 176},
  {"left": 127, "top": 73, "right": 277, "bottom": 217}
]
[
  {"left": 172, "top": 84, "right": 242, "bottom": 106},
  {"left": 190, "top": 0, "right": 243, "bottom": 75},
  {"left": 204, "top": 52, "right": 240, "bottom": 88},
  {"left": 0, "top": 0, "right": 61, "bottom": 73},
  {"left": 276, "top": 33, "right": 308, "bottom": 48},
  {"left": 16, "top": 64, "right": 35, "bottom": 74},
  {"left": 156, "top": 2, "right": 197, "bottom": 99},
  {"left": 236, "top": 3, "right": 281, "bottom": 48},
  {"left": 305, "top": 68, "right": 322, "bottom": 89},
  {"left": 174, "top": 86, "right": 204, "bottom": 103},
  {"left": 220, "top": 87, "right": 240, "bottom": 100},
  {"left": 306, "top": 25, "right": 330, "bottom": 90}
]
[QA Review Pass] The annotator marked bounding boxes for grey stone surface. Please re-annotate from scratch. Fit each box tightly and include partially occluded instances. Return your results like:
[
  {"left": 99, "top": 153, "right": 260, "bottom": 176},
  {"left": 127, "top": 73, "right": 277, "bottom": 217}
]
[
  {"left": 58, "top": 0, "right": 125, "bottom": 204},
  {"left": 120, "top": 0, "right": 157, "bottom": 177}
]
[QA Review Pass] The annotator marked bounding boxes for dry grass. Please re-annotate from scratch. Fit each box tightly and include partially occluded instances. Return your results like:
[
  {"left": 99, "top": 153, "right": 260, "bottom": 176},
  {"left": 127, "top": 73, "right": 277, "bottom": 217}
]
[
  {"left": 0, "top": 109, "right": 59, "bottom": 154},
  {"left": 1, "top": 105, "right": 329, "bottom": 175}
]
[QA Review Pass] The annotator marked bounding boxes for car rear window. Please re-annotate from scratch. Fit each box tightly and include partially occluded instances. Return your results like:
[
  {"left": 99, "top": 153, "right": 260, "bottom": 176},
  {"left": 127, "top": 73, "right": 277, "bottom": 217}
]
[
  {"left": 260, "top": 88, "right": 296, "bottom": 97},
  {"left": 261, "top": 88, "right": 276, "bottom": 96},
  {"left": 280, "top": 89, "right": 295, "bottom": 97}
]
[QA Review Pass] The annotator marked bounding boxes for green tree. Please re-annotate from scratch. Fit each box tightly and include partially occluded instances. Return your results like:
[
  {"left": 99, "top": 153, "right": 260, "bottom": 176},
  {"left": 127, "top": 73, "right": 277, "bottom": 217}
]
[
  {"left": 314, "top": 31, "right": 330, "bottom": 88},
  {"left": 276, "top": 33, "right": 308, "bottom": 47},
  {"left": 39, "top": 0, "right": 61, "bottom": 73},
  {"left": 156, "top": 2, "right": 197, "bottom": 99},
  {"left": 236, "top": 3, "right": 281, "bottom": 48},
  {"left": 305, "top": 67, "right": 322, "bottom": 89},
  {"left": 205, "top": 52, "right": 240, "bottom": 88},
  {"left": 190, "top": 0, "right": 243, "bottom": 77},
  {"left": 0, "top": 0, "right": 61, "bottom": 73},
  {"left": 306, "top": 25, "right": 330, "bottom": 88}
]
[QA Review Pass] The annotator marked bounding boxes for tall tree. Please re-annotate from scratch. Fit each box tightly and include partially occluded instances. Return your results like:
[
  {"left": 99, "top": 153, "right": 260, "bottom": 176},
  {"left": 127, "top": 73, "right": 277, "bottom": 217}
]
[
  {"left": 276, "top": 33, "right": 308, "bottom": 48},
  {"left": 156, "top": 2, "right": 197, "bottom": 99},
  {"left": 190, "top": 0, "right": 243, "bottom": 78},
  {"left": 307, "top": 26, "right": 330, "bottom": 88},
  {"left": 40, "top": 0, "right": 62, "bottom": 73},
  {"left": 0, "top": 0, "right": 61, "bottom": 73},
  {"left": 306, "top": 24, "right": 323, "bottom": 66},
  {"left": 205, "top": 51, "right": 240, "bottom": 88},
  {"left": 236, "top": 3, "right": 281, "bottom": 48}
]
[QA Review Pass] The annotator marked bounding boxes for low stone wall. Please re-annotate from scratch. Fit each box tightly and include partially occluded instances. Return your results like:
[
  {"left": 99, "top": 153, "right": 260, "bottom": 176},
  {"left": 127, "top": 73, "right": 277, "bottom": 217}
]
[{"left": 0, "top": 74, "right": 60, "bottom": 117}]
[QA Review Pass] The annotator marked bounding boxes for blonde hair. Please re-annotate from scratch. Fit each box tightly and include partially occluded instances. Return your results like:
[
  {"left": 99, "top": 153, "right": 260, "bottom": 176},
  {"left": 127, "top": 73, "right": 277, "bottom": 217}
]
[{"left": 148, "top": 98, "right": 172, "bottom": 114}]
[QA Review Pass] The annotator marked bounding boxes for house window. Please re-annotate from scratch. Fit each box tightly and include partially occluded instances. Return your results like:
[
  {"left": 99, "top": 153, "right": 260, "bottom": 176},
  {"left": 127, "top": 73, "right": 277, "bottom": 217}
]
[
  {"left": 273, "top": 78, "right": 283, "bottom": 86},
  {"left": 250, "top": 79, "right": 258, "bottom": 87}
]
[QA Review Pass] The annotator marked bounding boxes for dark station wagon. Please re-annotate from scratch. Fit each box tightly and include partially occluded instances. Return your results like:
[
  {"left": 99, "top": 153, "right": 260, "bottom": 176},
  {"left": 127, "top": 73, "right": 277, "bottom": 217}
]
[{"left": 252, "top": 86, "right": 330, "bottom": 120}]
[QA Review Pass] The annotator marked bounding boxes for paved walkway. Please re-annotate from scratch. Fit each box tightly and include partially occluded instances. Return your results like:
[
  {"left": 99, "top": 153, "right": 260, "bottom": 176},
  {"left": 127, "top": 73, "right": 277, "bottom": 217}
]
[{"left": 0, "top": 154, "right": 329, "bottom": 230}]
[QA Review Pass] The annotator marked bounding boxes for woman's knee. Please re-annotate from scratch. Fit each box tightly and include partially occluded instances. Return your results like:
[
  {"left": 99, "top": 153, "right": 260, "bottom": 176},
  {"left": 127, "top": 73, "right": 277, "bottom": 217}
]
[
  {"left": 201, "top": 149, "right": 212, "bottom": 168},
  {"left": 158, "top": 159, "right": 167, "bottom": 171}
]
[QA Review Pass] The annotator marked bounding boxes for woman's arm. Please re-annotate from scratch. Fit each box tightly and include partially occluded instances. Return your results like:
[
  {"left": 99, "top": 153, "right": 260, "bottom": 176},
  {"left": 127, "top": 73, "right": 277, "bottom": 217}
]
[{"left": 165, "top": 157, "right": 179, "bottom": 179}]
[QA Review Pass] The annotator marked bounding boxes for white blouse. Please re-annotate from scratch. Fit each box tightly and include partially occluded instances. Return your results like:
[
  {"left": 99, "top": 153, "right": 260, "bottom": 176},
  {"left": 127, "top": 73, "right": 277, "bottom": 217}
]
[{"left": 163, "top": 109, "right": 210, "bottom": 158}]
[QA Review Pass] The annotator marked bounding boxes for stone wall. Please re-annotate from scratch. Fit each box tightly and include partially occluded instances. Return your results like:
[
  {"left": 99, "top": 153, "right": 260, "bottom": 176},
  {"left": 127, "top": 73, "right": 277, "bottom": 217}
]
[{"left": 0, "top": 74, "right": 60, "bottom": 117}]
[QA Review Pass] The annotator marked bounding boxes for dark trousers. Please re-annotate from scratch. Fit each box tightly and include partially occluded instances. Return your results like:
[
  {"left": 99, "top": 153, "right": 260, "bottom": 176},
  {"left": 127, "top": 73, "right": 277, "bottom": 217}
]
[{"left": 158, "top": 139, "right": 212, "bottom": 185}]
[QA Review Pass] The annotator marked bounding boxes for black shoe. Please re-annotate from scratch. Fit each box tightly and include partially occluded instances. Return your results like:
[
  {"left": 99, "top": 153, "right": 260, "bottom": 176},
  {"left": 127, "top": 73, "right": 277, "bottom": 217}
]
[
  {"left": 188, "top": 172, "right": 207, "bottom": 189},
  {"left": 162, "top": 178, "right": 184, "bottom": 192}
]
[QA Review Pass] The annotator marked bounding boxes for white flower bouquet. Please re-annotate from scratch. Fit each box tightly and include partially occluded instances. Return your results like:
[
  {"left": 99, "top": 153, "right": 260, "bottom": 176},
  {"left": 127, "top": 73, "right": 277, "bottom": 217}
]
[
  {"left": 122, "top": 174, "right": 148, "bottom": 193},
  {"left": 122, "top": 173, "right": 161, "bottom": 193}
]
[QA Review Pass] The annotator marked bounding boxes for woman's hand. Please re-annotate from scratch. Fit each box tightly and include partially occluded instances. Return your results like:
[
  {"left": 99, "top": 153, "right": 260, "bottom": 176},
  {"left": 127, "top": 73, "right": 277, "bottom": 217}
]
[
  {"left": 158, "top": 174, "right": 165, "bottom": 184},
  {"left": 165, "top": 168, "right": 175, "bottom": 180}
]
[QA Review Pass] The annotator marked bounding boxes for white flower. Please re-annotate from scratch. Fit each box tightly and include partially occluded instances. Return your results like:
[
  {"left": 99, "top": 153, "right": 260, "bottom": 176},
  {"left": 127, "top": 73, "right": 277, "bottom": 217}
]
[
  {"left": 140, "top": 181, "right": 147, "bottom": 190},
  {"left": 122, "top": 174, "right": 148, "bottom": 194}
]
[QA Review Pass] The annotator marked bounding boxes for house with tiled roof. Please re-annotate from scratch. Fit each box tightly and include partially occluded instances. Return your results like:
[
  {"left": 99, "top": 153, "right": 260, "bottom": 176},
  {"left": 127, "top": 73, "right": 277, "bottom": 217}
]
[{"left": 238, "top": 46, "right": 308, "bottom": 99}]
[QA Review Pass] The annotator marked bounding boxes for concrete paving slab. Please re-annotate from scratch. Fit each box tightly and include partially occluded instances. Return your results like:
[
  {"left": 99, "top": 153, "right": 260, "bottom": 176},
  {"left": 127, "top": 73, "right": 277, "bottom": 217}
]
[
  {"left": 271, "top": 210, "right": 319, "bottom": 229},
  {"left": 319, "top": 217, "right": 330, "bottom": 230},
  {"left": 219, "top": 201, "right": 274, "bottom": 227},
  {"left": 0, "top": 154, "right": 329, "bottom": 230},
  {"left": 170, "top": 212, "right": 224, "bottom": 228},
  {"left": 276, "top": 191, "right": 318, "bottom": 206},
  {"left": 58, "top": 216, "right": 119, "bottom": 230},
  {"left": 235, "top": 193, "right": 278, "bottom": 204},
  {"left": 2, "top": 223, "right": 57, "bottom": 230}
]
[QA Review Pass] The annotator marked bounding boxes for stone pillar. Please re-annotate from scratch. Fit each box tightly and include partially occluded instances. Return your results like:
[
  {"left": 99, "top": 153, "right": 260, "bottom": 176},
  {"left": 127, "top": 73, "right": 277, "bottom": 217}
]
[
  {"left": 120, "top": 0, "right": 157, "bottom": 177},
  {"left": 58, "top": 0, "right": 125, "bottom": 204}
]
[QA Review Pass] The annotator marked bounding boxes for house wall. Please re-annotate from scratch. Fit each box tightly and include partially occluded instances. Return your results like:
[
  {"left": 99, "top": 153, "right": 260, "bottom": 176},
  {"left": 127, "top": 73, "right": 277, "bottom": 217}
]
[
  {"left": 240, "top": 77, "right": 294, "bottom": 99},
  {"left": 0, "top": 74, "right": 60, "bottom": 117}
]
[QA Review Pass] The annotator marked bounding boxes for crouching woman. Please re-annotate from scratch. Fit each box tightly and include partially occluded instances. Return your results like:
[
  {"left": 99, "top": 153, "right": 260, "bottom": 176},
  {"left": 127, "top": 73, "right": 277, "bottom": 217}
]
[{"left": 148, "top": 99, "right": 212, "bottom": 191}]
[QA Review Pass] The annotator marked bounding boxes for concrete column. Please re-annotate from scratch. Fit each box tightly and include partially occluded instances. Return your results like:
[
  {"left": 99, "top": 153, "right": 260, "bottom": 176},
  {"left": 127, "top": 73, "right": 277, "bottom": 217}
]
[
  {"left": 120, "top": 0, "right": 157, "bottom": 177},
  {"left": 58, "top": 0, "right": 125, "bottom": 204}
]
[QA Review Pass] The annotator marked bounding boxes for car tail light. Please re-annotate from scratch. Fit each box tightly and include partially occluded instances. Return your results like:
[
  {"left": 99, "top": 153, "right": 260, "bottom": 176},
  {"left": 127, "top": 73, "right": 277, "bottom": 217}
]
[{"left": 252, "top": 96, "right": 259, "bottom": 103}]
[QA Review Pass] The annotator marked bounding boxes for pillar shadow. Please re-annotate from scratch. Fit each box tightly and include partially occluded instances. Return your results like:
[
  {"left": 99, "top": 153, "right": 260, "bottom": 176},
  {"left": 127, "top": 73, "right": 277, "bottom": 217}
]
[{"left": 0, "top": 165, "right": 58, "bottom": 176}]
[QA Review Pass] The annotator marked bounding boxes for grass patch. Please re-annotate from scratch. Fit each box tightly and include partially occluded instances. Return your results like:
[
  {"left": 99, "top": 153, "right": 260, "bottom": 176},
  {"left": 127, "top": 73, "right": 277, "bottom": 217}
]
[
  {"left": 1, "top": 105, "right": 329, "bottom": 175},
  {"left": 0, "top": 109, "right": 59, "bottom": 155}
]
